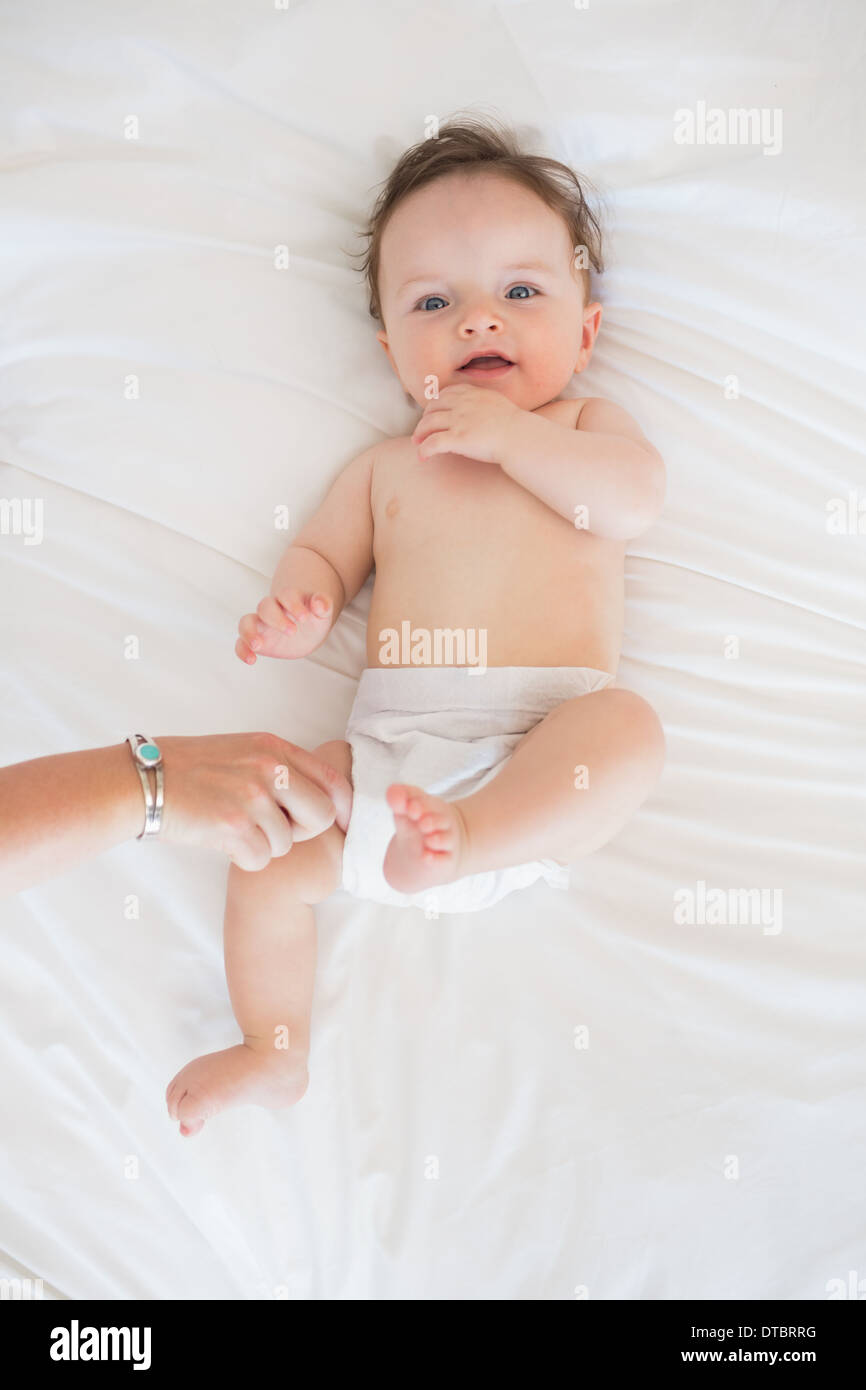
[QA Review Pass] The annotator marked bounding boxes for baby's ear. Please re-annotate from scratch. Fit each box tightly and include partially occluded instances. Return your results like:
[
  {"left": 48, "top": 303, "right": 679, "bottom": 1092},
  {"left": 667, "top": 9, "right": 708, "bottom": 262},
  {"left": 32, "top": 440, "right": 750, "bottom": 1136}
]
[{"left": 376, "top": 332, "right": 400, "bottom": 380}]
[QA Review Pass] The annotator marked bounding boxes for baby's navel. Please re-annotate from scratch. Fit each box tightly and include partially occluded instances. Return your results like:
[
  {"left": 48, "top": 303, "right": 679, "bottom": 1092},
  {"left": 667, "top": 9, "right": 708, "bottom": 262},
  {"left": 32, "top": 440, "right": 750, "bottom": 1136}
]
[{"left": 385, "top": 496, "right": 400, "bottom": 519}]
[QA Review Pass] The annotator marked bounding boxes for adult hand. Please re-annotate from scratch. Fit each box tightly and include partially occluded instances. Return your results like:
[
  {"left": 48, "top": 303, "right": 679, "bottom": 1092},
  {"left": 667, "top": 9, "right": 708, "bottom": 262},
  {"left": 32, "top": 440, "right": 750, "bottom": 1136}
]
[
  {"left": 0, "top": 732, "right": 353, "bottom": 895},
  {"left": 154, "top": 732, "right": 351, "bottom": 871}
]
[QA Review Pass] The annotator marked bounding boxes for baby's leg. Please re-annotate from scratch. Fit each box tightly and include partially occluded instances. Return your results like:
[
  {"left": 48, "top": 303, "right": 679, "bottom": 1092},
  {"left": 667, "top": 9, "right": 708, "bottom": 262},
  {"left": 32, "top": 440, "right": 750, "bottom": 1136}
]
[
  {"left": 383, "top": 689, "right": 664, "bottom": 895},
  {"left": 166, "top": 740, "right": 351, "bottom": 1137}
]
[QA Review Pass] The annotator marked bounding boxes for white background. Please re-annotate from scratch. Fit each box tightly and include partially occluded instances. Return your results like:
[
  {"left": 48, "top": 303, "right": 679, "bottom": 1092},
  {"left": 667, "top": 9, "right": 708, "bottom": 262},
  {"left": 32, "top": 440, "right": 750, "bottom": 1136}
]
[{"left": 0, "top": 0, "right": 863, "bottom": 1298}]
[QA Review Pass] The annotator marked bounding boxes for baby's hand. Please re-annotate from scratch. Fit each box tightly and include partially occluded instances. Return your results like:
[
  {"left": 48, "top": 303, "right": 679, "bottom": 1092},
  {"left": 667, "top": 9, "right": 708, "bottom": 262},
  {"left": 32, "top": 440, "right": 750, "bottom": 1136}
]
[
  {"left": 236, "top": 590, "right": 333, "bottom": 664},
  {"left": 412, "top": 382, "right": 520, "bottom": 465}
]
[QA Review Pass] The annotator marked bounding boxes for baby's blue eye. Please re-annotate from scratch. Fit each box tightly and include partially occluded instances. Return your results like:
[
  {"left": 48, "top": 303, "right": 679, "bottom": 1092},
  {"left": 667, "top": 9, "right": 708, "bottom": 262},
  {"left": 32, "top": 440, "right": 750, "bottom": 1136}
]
[{"left": 416, "top": 285, "right": 538, "bottom": 311}]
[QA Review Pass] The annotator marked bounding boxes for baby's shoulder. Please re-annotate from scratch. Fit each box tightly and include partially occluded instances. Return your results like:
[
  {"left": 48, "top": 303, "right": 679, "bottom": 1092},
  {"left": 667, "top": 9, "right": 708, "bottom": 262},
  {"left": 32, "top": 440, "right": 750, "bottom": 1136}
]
[
  {"left": 370, "top": 431, "right": 415, "bottom": 473},
  {"left": 533, "top": 397, "right": 593, "bottom": 430},
  {"left": 536, "top": 394, "right": 608, "bottom": 430}
]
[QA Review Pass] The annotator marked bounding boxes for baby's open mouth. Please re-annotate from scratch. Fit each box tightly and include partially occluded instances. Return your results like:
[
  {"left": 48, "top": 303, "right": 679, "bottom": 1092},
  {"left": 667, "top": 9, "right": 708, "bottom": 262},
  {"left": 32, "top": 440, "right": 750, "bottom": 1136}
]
[{"left": 458, "top": 355, "right": 514, "bottom": 371}]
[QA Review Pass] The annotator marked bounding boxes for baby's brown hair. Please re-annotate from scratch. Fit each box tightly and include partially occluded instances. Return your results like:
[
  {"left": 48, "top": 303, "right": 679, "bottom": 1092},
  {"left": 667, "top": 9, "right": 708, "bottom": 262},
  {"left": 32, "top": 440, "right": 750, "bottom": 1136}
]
[{"left": 352, "top": 112, "right": 604, "bottom": 326}]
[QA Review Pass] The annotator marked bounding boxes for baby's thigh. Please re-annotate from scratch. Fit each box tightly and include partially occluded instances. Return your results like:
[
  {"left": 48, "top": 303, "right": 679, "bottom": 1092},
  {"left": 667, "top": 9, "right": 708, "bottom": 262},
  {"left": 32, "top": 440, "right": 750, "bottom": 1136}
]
[
  {"left": 288, "top": 738, "right": 351, "bottom": 904},
  {"left": 313, "top": 738, "right": 352, "bottom": 787},
  {"left": 278, "top": 817, "right": 343, "bottom": 905}
]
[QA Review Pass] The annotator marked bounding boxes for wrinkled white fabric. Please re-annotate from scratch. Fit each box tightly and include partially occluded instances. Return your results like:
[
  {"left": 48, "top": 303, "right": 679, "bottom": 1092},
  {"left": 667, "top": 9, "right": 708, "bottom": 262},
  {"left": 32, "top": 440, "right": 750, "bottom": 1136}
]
[{"left": 1, "top": 0, "right": 863, "bottom": 1301}]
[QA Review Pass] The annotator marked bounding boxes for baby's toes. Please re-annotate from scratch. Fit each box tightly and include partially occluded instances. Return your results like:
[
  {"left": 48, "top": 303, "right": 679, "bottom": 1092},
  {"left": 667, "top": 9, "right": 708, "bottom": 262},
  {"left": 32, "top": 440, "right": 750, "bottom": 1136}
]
[
  {"left": 165, "top": 1076, "right": 182, "bottom": 1120},
  {"left": 424, "top": 829, "right": 453, "bottom": 850},
  {"left": 174, "top": 1082, "right": 215, "bottom": 1136},
  {"left": 386, "top": 783, "right": 423, "bottom": 817},
  {"left": 176, "top": 1095, "right": 207, "bottom": 1136},
  {"left": 410, "top": 789, "right": 442, "bottom": 819}
]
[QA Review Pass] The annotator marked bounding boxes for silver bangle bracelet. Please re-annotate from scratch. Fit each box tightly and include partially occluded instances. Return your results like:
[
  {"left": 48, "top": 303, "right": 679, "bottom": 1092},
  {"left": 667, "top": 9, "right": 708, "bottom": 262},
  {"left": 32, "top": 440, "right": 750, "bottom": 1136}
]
[{"left": 126, "top": 734, "right": 164, "bottom": 838}]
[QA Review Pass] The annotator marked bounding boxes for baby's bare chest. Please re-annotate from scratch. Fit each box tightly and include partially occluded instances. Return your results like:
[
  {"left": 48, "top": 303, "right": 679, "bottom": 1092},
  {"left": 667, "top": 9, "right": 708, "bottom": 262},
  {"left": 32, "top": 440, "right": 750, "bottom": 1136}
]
[
  {"left": 370, "top": 439, "right": 617, "bottom": 595},
  {"left": 366, "top": 435, "right": 625, "bottom": 670},
  {"left": 371, "top": 399, "right": 588, "bottom": 560},
  {"left": 373, "top": 445, "right": 567, "bottom": 569}
]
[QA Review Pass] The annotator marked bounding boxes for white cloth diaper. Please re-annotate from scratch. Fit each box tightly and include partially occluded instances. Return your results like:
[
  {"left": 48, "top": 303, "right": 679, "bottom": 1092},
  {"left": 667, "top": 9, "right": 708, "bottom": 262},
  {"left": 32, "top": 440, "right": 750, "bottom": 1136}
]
[{"left": 340, "top": 664, "right": 615, "bottom": 914}]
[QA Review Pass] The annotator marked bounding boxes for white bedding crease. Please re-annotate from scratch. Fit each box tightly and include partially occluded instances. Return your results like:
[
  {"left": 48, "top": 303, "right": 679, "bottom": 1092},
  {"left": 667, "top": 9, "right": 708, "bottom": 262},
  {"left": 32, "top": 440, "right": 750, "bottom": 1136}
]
[{"left": 1, "top": 0, "right": 864, "bottom": 1299}]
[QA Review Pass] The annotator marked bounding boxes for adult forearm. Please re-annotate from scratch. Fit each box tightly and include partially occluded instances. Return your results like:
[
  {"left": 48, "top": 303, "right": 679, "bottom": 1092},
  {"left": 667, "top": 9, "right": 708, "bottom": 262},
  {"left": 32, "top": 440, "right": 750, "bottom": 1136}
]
[
  {"left": 500, "top": 411, "right": 662, "bottom": 540},
  {"left": 0, "top": 744, "right": 143, "bottom": 896}
]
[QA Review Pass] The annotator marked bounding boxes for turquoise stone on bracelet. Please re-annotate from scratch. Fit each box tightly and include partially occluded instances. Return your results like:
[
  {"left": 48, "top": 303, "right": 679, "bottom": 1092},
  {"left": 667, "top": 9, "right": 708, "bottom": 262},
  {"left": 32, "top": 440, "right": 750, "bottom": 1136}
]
[{"left": 139, "top": 742, "right": 161, "bottom": 762}]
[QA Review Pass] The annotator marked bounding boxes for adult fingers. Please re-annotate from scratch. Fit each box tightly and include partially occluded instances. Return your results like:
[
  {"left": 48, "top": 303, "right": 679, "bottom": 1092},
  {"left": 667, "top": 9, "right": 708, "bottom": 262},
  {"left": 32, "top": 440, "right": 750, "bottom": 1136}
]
[
  {"left": 249, "top": 796, "right": 294, "bottom": 860},
  {"left": 270, "top": 741, "right": 352, "bottom": 832},
  {"left": 228, "top": 822, "right": 275, "bottom": 873},
  {"left": 276, "top": 771, "right": 336, "bottom": 842}
]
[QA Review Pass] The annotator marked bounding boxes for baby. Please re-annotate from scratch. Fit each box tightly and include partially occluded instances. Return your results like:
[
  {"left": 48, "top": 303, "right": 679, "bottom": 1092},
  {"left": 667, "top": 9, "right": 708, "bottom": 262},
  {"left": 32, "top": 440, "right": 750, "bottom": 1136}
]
[{"left": 166, "top": 116, "right": 666, "bottom": 1136}]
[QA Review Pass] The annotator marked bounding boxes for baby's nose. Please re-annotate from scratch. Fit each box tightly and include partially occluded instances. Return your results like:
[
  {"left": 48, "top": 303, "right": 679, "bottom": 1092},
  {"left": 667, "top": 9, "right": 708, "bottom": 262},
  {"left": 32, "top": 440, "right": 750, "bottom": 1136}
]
[{"left": 459, "top": 302, "right": 504, "bottom": 332}]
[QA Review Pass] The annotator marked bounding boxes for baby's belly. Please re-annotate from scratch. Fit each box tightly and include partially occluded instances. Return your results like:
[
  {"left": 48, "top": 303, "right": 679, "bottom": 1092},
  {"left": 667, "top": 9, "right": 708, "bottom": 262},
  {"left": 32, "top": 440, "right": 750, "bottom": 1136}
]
[
  {"left": 367, "top": 445, "right": 625, "bottom": 673},
  {"left": 366, "top": 549, "right": 623, "bottom": 672}
]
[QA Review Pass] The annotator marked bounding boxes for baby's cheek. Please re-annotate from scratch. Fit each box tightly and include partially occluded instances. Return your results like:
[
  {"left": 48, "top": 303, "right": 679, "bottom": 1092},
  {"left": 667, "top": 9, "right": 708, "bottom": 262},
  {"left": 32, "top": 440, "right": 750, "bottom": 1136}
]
[{"left": 524, "top": 353, "right": 568, "bottom": 404}]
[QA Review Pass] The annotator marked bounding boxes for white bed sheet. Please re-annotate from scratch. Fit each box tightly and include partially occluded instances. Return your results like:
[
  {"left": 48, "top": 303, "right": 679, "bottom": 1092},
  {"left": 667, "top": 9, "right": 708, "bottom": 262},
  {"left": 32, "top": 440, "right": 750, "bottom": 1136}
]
[{"left": 1, "top": 0, "right": 864, "bottom": 1300}]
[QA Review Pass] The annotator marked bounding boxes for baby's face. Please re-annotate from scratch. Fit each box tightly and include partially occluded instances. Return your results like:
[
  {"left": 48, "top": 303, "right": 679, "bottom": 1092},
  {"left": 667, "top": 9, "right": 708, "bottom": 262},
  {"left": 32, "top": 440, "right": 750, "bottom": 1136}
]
[{"left": 375, "top": 169, "right": 601, "bottom": 413}]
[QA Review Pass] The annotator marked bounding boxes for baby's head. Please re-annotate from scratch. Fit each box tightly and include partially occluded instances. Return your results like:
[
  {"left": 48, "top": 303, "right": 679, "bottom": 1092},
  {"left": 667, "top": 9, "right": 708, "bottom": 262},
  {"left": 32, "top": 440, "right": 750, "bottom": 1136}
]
[{"left": 355, "top": 114, "right": 604, "bottom": 412}]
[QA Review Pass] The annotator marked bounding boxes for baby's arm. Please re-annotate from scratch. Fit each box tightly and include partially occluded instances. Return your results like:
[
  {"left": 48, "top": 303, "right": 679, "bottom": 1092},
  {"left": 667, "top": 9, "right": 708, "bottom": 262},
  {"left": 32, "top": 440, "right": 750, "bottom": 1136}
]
[
  {"left": 237, "top": 443, "right": 377, "bottom": 663},
  {"left": 500, "top": 397, "right": 665, "bottom": 540}
]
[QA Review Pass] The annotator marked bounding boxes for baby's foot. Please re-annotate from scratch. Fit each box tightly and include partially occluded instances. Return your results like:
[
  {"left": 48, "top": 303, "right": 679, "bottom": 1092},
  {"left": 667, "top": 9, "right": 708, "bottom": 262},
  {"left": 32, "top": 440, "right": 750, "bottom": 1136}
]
[
  {"left": 382, "top": 783, "right": 469, "bottom": 895},
  {"left": 165, "top": 1043, "right": 308, "bottom": 1138}
]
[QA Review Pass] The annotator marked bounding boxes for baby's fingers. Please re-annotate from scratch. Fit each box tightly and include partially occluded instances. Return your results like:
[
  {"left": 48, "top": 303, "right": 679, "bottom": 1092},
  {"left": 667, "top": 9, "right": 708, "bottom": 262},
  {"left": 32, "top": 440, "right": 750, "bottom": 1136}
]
[
  {"left": 238, "top": 611, "right": 266, "bottom": 649},
  {"left": 235, "top": 635, "right": 256, "bottom": 666},
  {"left": 308, "top": 593, "right": 332, "bottom": 618},
  {"left": 273, "top": 589, "right": 331, "bottom": 625},
  {"left": 257, "top": 595, "right": 297, "bottom": 633}
]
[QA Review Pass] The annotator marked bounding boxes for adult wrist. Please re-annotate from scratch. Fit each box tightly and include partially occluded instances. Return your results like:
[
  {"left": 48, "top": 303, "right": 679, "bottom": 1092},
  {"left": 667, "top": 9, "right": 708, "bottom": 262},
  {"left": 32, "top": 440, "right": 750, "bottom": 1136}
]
[{"left": 125, "top": 735, "right": 164, "bottom": 838}]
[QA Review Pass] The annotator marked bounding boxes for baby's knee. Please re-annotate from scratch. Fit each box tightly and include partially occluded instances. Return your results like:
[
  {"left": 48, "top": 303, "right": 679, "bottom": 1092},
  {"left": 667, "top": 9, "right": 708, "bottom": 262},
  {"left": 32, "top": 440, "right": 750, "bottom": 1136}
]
[
  {"left": 229, "top": 826, "right": 343, "bottom": 906},
  {"left": 292, "top": 824, "right": 344, "bottom": 904},
  {"left": 312, "top": 738, "right": 353, "bottom": 834},
  {"left": 603, "top": 688, "right": 665, "bottom": 780}
]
